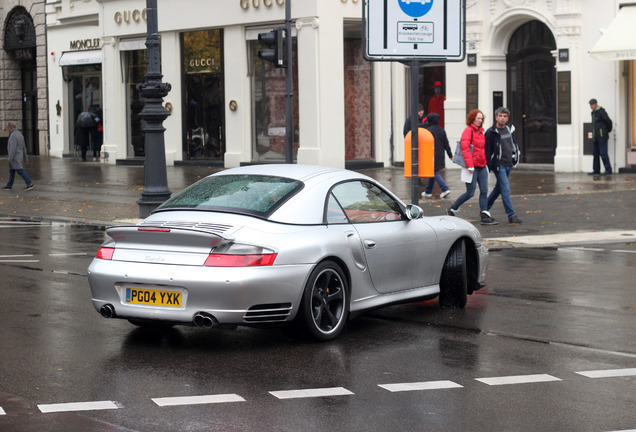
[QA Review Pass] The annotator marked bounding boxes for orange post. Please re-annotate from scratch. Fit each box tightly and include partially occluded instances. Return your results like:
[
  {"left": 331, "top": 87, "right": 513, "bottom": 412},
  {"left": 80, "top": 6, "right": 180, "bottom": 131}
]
[{"left": 404, "top": 128, "right": 434, "bottom": 178}]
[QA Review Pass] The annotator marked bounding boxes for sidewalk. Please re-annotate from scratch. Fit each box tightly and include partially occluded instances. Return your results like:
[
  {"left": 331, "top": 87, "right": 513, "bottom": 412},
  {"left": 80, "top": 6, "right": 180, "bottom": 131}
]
[{"left": 1, "top": 157, "right": 635, "bottom": 248}]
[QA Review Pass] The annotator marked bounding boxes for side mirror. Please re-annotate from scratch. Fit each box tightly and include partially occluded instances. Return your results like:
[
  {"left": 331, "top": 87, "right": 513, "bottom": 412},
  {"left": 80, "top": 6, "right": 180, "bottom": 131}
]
[{"left": 405, "top": 204, "right": 424, "bottom": 220}]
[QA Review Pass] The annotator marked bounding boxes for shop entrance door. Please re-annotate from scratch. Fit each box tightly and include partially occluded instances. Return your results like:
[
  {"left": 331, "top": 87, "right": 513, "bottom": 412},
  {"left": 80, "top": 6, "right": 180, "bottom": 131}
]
[
  {"left": 182, "top": 30, "right": 224, "bottom": 161},
  {"left": 68, "top": 70, "right": 102, "bottom": 154},
  {"left": 21, "top": 65, "right": 38, "bottom": 155},
  {"left": 507, "top": 21, "right": 556, "bottom": 164},
  {"left": 184, "top": 74, "right": 224, "bottom": 159}
]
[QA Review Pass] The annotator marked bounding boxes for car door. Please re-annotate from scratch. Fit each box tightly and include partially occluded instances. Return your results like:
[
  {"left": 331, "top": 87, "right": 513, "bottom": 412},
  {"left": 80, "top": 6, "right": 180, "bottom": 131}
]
[{"left": 329, "top": 180, "right": 438, "bottom": 294}]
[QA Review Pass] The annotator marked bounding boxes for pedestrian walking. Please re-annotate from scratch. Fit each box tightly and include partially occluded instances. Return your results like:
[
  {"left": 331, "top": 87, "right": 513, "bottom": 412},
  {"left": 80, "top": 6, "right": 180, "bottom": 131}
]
[
  {"left": 588, "top": 98, "right": 613, "bottom": 177},
  {"left": 3, "top": 121, "right": 34, "bottom": 191},
  {"left": 421, "top": 112, "right": 453, "bottom": 199},
  {"left": 447, "top": 109, "right": 498, "bottom": 225},
  {"left": 403, "top": 103, "right": 426, "bottom": 137},
  {"left": 485, "top": 107, "right": 522, "bottom": 224}
]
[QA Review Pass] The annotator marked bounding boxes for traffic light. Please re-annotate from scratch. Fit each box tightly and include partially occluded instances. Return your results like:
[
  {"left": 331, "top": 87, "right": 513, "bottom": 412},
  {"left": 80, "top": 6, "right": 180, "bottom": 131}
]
[{"left": 257, "top": 28, "right": 285, "bottom": 68}]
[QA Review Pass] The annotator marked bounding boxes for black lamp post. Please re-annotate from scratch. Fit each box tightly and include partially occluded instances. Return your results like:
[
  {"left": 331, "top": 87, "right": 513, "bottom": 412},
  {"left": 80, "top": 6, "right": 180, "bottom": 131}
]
[{"left": 137, "top": 0, "right": 172, "bottom": 218}]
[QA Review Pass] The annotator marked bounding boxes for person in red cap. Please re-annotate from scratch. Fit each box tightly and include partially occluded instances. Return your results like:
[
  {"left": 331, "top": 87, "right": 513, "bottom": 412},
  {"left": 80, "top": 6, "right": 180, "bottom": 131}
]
[{"left": 428, "top": 81, "right": 445, "bottom": 128}]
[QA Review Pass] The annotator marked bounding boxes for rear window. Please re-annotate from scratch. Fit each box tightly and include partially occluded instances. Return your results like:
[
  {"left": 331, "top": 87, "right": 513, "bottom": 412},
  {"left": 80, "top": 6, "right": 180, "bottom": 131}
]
[{"left": 157, "top": 174, "right": 303, "bottom": 217}]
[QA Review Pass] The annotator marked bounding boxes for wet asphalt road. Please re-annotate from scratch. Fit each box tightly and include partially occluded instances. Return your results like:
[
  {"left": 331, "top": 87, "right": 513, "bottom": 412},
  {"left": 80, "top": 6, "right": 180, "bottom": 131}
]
[{"left": 0, "top": 220, "right": 635, "bottom": 432}]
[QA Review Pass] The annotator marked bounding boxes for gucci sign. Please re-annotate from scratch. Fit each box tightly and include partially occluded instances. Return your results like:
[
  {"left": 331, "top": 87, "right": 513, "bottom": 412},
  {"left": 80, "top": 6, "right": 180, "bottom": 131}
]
[
  {"left": 114, "top": 9, "right": 147, "bottom": 24},
  {"left": 240, "top": 0, "right": 285, "bottom": 10}
]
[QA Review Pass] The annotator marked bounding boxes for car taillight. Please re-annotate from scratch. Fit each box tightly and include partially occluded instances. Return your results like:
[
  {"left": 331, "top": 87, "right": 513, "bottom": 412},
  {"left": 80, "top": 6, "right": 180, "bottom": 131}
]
[
  {"left": 204, "top": 253, "right": 277, "bottom": 267},
  {"left": 95, "top": 247, "right": 115, "bottom": 260}
]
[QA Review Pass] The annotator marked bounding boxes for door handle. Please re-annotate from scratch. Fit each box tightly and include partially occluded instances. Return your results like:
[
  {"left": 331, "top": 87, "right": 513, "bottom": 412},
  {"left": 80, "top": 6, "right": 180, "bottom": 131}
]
[{"left": 364, "top": 240, "right": 376, "bottom": 249}]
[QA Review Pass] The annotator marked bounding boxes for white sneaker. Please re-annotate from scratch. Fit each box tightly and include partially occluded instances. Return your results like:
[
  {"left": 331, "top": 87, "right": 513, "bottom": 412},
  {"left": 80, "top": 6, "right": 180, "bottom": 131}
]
[
  {"left": 421, "top": 192, "right": 433, "bottom": 198},
  {"left": 440, "top": 190, "right": 451, "bottom": 198}
]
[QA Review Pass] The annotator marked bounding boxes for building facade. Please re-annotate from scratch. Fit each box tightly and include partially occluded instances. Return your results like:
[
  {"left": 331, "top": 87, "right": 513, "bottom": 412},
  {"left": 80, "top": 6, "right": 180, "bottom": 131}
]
[
  {"left": 44, "top": 0, "right": 635, "bottom": 173},
  {"left": 1, "top": 0, "right": 48, "bottom": 157}
]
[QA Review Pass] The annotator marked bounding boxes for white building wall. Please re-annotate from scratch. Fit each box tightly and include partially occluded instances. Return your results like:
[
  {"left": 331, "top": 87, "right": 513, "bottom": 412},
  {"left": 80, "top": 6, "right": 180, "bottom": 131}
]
[{"left": 44, "top": 0, "right": 630, "bottom": 172}]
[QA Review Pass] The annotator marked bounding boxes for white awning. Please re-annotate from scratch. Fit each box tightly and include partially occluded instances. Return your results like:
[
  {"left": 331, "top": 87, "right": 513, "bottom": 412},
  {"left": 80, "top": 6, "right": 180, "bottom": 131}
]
[
  {"left": 59, "top": 50, "right": 102, "bottom": 66},
  {"left": 589, "top": 5, "right": 636, "bottom": 61}
]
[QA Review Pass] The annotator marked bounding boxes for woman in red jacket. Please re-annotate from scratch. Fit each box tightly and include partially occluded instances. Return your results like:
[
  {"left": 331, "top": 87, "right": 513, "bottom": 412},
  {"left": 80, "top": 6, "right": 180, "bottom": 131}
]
[{"left": 447, "top": 109, "right": 498, "bottom": 225}]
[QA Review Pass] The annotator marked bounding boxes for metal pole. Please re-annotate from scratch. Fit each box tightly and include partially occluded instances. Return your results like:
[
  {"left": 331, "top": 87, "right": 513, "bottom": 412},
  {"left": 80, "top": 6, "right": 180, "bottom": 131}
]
[
  {"left": 285, "top": 0, "right": 294, "bottom": 163},
  {"left": 410, "top": 59, "right": 420, "bottom": 205},
  {"left": 137, "top": 0, "right": 172, "bottom": 218}
]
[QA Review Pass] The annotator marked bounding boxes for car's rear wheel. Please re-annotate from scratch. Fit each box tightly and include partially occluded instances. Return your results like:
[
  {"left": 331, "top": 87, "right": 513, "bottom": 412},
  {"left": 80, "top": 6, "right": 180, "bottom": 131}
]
[
  {"left": 299, "top": 261, "right": 349, "bottom": 341},
  {"left": 439, "top": 240, "right": 468, "bottom": 309}
]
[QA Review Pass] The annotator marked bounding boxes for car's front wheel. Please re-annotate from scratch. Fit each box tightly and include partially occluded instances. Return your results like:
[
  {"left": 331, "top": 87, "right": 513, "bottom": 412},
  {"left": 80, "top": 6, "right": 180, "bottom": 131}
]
[
  {"left": 298, "top": 261, "right": 349, "bottom": 341},
  {"left": 439, "top": 239, "right": 468, "bottom": 309}
]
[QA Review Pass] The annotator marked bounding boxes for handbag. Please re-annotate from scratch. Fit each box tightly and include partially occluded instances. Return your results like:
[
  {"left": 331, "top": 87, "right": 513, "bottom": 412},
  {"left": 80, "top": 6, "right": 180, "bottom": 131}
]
[{"left": 452, "top": 130, "right": 474, "bottom": 168}]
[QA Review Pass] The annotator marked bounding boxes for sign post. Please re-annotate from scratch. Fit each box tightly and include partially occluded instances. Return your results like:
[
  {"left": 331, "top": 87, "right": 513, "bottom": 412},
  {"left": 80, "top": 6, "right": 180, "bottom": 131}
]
[{"left": 363, "top": 0, "right": 466, "bottom": 205}]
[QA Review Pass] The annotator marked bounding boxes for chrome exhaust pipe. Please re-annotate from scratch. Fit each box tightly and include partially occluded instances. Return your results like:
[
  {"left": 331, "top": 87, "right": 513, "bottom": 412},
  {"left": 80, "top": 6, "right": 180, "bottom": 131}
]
[
  {"left": 100, "top": 304, "right": 115, "bottom": 318},
  {"left": 193, "top": 312, "right": 218, "bottom": 328}
]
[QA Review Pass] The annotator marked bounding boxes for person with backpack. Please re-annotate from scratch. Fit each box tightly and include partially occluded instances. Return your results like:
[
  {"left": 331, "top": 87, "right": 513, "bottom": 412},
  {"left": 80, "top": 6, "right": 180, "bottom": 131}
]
[
  {"left": 588, "top": 98, "right": 613, "bottom": 177},
  {"left": 421, "top": 112, "right": 453, "bottom": 199}
]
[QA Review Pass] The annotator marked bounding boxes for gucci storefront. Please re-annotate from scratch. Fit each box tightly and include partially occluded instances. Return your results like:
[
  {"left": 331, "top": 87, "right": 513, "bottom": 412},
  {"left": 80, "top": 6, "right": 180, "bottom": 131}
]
[{"left": 45, "top": 0, "right": 635, "bottom": 173}]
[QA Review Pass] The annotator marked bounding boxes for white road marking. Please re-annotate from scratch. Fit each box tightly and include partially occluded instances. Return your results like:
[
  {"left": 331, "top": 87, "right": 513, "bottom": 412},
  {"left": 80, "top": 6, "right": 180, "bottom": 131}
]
[
  {"left": 0, "top": 254, "right": 34, "bottom": 258},
  {"left": 270, "top": 387, "right": 354, "bottom": 399},
  {"left": 610, "top": 250, "right": 636, "bottom": 254},
  {"left": 476, "top": 374, "right": 561, "bottom": 386},
  {"left": 152, "top": 394, "right": 245, "bottom": 407},
  {"left": 38, "top": 400, "right": 119, "bottom": 413},
  {"left": 559, "top": 247, "right": 605, "bottom": 252},
  {"left": 0, "top": 260, "right": 39, "bottom": 263},
  {"left": 379, "top": 380, "right": 463, "bottom": 392},
  {"left": 48, "top": 252, "right": 90, "bottom": 257},
  {"left": 575, "top": 368, "right": 636, "bottom": 378},
  {"left": 487, "top": 230, "right": 636, "bottom": 246},
  {"left": 0, "top": 407, "right": 5, "bottom": 415}
]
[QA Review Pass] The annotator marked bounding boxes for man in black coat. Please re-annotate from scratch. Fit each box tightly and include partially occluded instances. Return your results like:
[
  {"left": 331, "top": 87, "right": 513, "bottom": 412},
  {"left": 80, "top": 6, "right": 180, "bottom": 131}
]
[
  {"left": 589, "top": 98, "right": 613, "bottom": 176},
  {"left": 421, "top": 112, "right": 453, "bottom": 198}
]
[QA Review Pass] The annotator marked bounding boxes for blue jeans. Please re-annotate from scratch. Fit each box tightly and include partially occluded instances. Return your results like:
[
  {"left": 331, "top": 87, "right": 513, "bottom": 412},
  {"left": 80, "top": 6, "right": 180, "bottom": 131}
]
[
  {"left": 488, "top": 165, "right": 515, "bottom": 218},
  {"left": 425, "top": 171, "right": 449, "bottom": 194},
  {"left": 451, "top": 166, "right": 488, "bottom": 212},
  {"left": 593, "top": 139, "right": 612, "bottom": 174},
  {"left": 7, "top": 168, "right": 32, "bottom": 187}
]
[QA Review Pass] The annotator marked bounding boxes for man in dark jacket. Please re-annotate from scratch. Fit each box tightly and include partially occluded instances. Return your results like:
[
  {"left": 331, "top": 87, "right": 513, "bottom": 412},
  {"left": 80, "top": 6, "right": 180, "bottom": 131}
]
[
  {"left": 485, "top": 107, "right": 521, "bottom": 224},
  {"left": 421, "top": 112, "right": 453, "bottom": 198},
  {"left": 403, "top": 103, "right": 426, "bottom": 137},
  {"left": 589, "top": 98, "right": 613, "bottom": 176}
]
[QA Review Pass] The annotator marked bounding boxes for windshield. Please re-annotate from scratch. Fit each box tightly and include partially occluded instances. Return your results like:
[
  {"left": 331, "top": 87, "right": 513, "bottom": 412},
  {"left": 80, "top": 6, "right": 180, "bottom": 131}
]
[{"left": 157, "top": 174, "right": 303, "bottom": 217}]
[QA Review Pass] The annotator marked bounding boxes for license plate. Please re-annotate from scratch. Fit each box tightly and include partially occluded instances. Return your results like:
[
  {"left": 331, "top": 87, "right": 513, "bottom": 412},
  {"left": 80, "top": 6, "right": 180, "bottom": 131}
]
[{"left": 125, "top": 288, "right": 182, "bottom": 307}]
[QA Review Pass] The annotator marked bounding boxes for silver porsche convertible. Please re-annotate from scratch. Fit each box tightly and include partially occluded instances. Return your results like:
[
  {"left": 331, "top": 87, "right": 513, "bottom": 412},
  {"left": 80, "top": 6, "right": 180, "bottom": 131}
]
[{"left": 88, "top": 164, "right": 487, "bottom": 341}]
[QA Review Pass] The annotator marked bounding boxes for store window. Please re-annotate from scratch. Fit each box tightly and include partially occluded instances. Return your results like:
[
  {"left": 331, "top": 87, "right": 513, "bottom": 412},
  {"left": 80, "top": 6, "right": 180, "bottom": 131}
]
[
  {"left": 126, "top": 49, "right": 147, "bottom": 157},
  {"left": 249, "top": 29, "right": 298, "bottom": 162},
  {"left": 182, "top": 29, "right": 225, "bottom": 160},
  {"left": 344, "top": 23, "right": 372, "bottom": 159},
  {"left": 405, "top": 65, "right": 446, "bottom": 128}
]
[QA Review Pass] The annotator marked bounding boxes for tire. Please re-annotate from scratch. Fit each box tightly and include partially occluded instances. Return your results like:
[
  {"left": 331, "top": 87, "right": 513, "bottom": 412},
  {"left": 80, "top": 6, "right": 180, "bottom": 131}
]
[
  {"left": 298, "top": 261, "right": 349, "bottom": 341},
  {"left": 439, "top": 240, "right": 468, "bottom": 309}
]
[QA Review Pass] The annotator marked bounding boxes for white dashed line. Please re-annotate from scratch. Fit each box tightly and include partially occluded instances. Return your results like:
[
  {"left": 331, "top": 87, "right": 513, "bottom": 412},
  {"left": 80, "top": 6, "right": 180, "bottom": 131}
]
[
  {"left": 48, "top": 252, "right": 90, "bottom": 257},
  {"left": 610, "top": 250, "right": 636, "bottom": 254},
  {"left": 38, "top": 400, "right": 119, "bottom": 413},
  {"left": 152, "top": 394, "right": 245, "bottom": 407},
  {"left": 270, "top": 387, "right": 354, "bottom": 399},
  {"left": 379, "top": 380, "right": 463, "bottom": 392},
  {"left": 475, "top": 374, "right": 561, "bottom": 386},
  {"left": 0, "top": 254, "right": 33, "bottom": 258},
  {"left": 0, "top": 406, "right": 5, "bottom": 415},
  {"left": 575, "top": 368, "right": 636, "bottom": 378},
  {"left": 0, "top": 260, "right": 39, "bottom": 263},
  {"left": 559, "top": 247, "right": 605, "bottom": 252}
]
